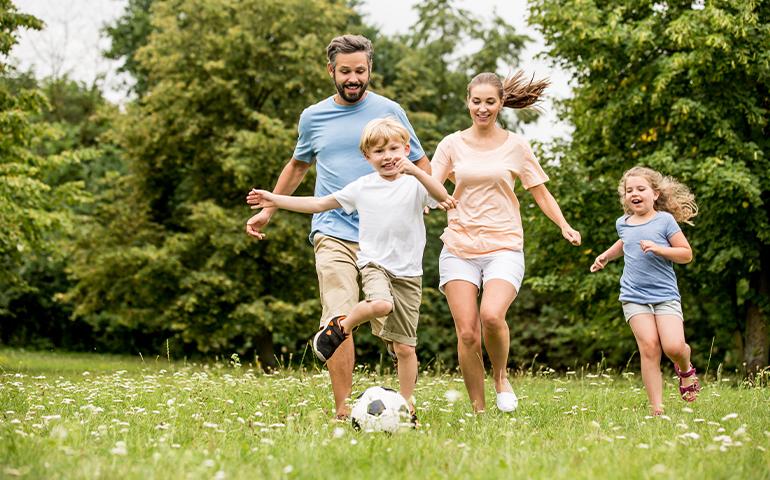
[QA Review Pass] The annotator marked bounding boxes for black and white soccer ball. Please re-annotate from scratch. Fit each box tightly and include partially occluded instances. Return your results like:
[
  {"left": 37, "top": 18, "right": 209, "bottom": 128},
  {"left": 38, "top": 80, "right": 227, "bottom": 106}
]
[{"left": 350, "top": 386, "right": 410, "bottom": 433}]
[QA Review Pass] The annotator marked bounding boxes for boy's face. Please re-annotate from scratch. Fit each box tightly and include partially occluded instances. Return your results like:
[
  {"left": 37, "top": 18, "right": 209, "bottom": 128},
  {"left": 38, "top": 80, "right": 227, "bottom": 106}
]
[{"left": 365, "top": 140, "right": 410, "bottom": 179}]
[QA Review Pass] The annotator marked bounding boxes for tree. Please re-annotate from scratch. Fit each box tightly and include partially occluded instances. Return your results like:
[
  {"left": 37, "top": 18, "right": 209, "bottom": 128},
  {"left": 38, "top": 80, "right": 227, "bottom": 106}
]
[
  {"left": 529, "top": 0, "right": 770, "bottom": 371},
  {"left": 0, "top": 1, "right": 85, "bottom": 323}
]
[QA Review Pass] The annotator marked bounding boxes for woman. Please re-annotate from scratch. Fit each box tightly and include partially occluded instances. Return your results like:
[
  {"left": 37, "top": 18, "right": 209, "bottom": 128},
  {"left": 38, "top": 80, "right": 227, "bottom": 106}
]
[{"left": 431, "top": 71, "right": 582, "bottom": 413}]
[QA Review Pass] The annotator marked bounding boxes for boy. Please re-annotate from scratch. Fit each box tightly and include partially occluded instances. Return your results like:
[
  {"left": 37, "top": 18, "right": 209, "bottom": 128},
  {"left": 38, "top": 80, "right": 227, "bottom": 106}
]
[{"left": 247, "top": 117, "right": 455, "bottom": 420}]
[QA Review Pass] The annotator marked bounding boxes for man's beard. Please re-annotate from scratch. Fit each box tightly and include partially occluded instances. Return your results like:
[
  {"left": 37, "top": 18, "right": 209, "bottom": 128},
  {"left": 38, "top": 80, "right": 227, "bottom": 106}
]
[{"left": 335, "top": 79, "right": 369, "bottom": 103}]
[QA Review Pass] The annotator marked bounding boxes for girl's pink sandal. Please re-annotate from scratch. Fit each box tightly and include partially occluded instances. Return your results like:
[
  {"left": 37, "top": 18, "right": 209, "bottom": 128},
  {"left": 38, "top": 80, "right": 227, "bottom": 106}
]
[{"left": 674, "top": 363, "right": 701, "bottom": 402}]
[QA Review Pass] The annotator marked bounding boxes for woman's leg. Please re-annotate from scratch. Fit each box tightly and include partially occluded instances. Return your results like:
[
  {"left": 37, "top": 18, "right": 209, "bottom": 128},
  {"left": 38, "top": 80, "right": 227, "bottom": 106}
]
[
  {"left": 478, "top": 279, "right": 518, "bottom": 394},
  {"left": 629, "top": 314, "right": 664, "bottom": 413},
  {"left": 444, "top": 280, "right": 485, "bottom": 412}
]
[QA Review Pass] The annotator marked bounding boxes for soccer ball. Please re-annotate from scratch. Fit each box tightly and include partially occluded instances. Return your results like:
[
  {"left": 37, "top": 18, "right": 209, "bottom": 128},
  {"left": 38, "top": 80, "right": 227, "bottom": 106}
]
[{"left": 350, "top": 386, "right": 411, "bottom": 433}]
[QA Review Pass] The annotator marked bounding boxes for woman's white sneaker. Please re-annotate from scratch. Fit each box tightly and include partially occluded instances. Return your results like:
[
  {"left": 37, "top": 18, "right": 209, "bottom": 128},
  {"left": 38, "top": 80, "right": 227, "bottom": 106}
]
[{"left": 496, "top": 391, "right": 518, "bottom": 412}]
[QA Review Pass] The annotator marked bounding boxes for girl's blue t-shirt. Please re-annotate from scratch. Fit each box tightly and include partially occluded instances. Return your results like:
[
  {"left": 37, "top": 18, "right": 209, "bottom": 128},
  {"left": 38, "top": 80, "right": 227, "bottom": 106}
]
[
  {"left": 292, "top": 91, "right": 424, "bottom": 243},
  {"left": 616, "top": 211, "right": 682, "bottom": 304}
]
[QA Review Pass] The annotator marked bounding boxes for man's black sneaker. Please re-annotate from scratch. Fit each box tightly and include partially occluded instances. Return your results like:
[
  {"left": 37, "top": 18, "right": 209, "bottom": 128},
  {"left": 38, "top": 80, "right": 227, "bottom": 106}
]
[{"left": 312, "top": 315, "right": 348, "bottom": 362}]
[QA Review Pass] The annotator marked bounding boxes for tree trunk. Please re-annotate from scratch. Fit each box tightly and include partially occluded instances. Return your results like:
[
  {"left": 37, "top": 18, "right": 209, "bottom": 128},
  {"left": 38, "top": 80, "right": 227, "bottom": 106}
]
[
  {"left": 254, "top": 332, "right": 277, "bottom": 372},
  {"left": 745, "top": 251, "right": 770, "bottom": 372}
]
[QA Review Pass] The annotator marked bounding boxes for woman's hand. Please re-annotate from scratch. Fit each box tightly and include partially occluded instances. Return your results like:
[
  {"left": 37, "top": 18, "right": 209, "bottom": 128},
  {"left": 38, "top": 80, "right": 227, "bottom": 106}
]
[{"left": 562, "top": 226, "right": 581, "bottom": 246}]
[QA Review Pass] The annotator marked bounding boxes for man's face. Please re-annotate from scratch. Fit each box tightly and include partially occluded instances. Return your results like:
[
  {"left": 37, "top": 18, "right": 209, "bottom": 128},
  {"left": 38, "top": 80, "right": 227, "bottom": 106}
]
[{"left": 328, "top": 51, "right": 370, "bottom": 105}]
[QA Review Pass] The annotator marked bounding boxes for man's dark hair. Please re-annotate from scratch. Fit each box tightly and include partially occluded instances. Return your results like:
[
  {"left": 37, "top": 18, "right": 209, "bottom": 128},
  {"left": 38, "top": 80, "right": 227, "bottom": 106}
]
[{"left": 326, "top": 34, "right": 373, "bottom": 68}]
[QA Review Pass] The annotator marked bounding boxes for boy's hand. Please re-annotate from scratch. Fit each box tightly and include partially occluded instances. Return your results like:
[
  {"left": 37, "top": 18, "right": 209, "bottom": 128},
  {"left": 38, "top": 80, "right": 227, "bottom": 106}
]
[
  {"left": 562, "top": 226, "right": 582, "bottom": 246},
  {"left": 437, "top": 195, "right": 458, "bottom": 211},
  {"left": 590, "top": 253, "right": 608, "bottom": 272},
  {"left": 246, "top": 189, "right": 276, "bottom": 210},
  {"left": 394, "top": 157, "right": 416, "bottom": 175},
  {"left": 639, "top": 240, "right": 661, "bottom": 255}
]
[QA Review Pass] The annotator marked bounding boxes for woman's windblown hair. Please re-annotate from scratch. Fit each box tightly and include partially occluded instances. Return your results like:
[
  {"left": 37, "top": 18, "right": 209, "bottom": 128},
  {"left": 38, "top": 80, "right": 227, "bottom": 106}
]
[{"left": 467, "top": 70, "right": 550, "bottom": 110}]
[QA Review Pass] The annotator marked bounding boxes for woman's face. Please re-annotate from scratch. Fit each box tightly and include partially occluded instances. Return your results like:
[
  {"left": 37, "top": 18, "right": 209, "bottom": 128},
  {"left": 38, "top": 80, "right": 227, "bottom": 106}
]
[{"left": 467, "top": 83, "right": 502, "bottom": 128}]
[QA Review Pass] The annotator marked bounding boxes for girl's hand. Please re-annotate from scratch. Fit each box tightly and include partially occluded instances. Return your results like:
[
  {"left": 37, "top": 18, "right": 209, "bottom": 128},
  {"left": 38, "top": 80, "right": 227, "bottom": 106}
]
[
  {"left": 590, "top": 253, "right": 608, "bottom": 272},
  {"left": 639, "top": 240, "right": 661, "bottom": 255},
  {"left": 246, "top": 189, "right": 276, "bottom": 209},
  {"left": 562, "top": 226, "right": 582, "bottom": 246}
]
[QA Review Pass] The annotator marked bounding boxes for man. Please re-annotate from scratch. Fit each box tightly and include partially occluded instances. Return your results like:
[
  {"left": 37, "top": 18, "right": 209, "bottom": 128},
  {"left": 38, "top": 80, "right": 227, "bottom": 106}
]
[{"left": 246, "top": 34, "right": 429, "bottom": 419}]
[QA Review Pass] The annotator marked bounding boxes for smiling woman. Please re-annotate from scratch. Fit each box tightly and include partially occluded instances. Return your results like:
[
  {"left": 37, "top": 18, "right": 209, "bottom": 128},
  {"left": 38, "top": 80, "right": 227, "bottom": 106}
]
[{"left": 430, "top": 70, "right": 582, "bottom": 413}]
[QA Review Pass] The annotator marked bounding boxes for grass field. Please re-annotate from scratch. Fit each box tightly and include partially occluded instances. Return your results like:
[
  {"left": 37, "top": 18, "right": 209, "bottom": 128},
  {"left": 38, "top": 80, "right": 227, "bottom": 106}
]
[{"left": 1, "top": 348, "right": 769, "bottom": 479}]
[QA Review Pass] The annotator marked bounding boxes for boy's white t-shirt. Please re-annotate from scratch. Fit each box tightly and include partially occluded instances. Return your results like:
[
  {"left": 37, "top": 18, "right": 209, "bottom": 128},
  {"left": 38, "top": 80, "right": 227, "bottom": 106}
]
[{"left": 333, "top": 173, "right": 439, "bottom": 277}]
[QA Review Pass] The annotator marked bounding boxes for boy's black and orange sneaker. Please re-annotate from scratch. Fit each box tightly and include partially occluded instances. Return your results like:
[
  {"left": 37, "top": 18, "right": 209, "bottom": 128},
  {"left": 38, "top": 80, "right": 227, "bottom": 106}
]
[{"left": 312, "top": 315, "right": 348, "bottom": 363}]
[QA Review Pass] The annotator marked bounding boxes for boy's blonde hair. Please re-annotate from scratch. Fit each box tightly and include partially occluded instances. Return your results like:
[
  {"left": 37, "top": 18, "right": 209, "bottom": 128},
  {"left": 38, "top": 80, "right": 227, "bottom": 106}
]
[
  {"left": 359, "top": 117, "right": 410, "bottom": 155},
  {"left": 618, "top": 166, "right": 698, "bottom": 225}
]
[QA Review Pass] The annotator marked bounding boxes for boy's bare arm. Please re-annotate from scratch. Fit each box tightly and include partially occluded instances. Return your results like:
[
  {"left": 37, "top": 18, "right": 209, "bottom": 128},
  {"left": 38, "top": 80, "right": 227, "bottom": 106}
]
[
  {"left": 396, "top": 157, "right": 456, "bottom": 208},
  {"left": 248, "top": 190, "right": 341, "bottom": 214}
]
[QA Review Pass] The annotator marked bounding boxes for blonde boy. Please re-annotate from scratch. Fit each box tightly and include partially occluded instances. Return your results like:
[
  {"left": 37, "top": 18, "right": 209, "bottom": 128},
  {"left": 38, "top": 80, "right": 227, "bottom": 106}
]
[{"left": 248, "top": 118, "right": 454, "bottom": 419}]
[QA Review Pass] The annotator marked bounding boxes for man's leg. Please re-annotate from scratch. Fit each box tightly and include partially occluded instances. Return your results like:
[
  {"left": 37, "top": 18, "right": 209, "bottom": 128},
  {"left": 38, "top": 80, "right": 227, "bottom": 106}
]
[{"left": 313, "top": 234, "right": 360, "bottom": 418}]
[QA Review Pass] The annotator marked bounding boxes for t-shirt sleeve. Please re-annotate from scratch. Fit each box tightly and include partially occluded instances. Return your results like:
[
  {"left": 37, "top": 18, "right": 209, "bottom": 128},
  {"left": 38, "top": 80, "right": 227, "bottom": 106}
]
[
  {"left": 664, "top": 213, "right": 682, "bottom": 240},
  {"left": 418, "top": 182, "right": 440, "bottom": 209},
  {"left": 615, "top": 216, "right": 624, "bottom": 239},
  {"left": 292, "top": 109, "right": 313, "bottom": 163},
  {"left": 332, "top": 178, "right": 360, "bottom": 214},
  {"left": 517, "top": 138, "right": 549, "bottom": 189},
  {"left": 430, "top": 136, "right": 454, "bottom": 183},
  {"left": 391, "top": 106, "right": 425, "bottom": 162}
]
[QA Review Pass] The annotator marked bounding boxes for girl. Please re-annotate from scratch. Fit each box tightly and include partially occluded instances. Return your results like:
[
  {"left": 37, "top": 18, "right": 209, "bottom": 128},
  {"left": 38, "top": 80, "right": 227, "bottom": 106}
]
[
  {"left": 591, "top": 166, "right": 700, "bottom": 415},
  {"left": 431, "top": 71, "right": 582, "bottom": 413}
]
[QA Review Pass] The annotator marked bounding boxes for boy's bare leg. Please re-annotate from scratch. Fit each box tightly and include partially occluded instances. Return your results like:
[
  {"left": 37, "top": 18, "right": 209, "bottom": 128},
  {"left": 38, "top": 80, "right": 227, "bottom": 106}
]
[
  {"left": 339, "top": 299, "right": 393, "bottom": 333},
  {"left": 393, "top": 342, "right": 418, "bottom": 411},
  {"left": 327, "top": 336, "right": 354, "bottom": 418}
]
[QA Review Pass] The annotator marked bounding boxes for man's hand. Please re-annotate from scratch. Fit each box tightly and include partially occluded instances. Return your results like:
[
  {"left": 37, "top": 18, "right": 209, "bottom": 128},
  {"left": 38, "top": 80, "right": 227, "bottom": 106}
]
[{"left": 245, "top": 209, "right": 271, "bottom": 240}]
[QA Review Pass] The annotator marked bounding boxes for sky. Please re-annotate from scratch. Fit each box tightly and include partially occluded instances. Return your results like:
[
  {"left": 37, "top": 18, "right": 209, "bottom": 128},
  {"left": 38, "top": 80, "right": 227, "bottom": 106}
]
[{"left": 9, "top": 0, "right": 572, "bottom": 143}]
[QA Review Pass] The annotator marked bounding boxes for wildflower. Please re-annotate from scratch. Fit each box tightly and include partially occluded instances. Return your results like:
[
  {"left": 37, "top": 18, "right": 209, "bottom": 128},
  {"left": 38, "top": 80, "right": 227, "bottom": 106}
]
[
  {"left": 110, "top": 441, "right": 128, "bottom": 456},
  {"left": 444, "top": 390, "right": 461, "bottom": 403},
  {"left": 283, "top": 465, "right": 293, "bottom": 474},
  {"left": 721, "top": 413, "right": 738, "bottom": 422},
  {"left": 333, "top": 427, "right": 345, "bottom": 438},
  {"left": 637, "top": 443, "right": 650, "bottom": 449}
]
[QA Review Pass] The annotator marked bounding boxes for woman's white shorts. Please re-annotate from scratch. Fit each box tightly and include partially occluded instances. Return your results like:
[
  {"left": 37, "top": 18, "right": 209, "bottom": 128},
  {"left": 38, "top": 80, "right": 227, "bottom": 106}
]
[{"left": 438, "top": 246, "right": 525, "bottom": 294}]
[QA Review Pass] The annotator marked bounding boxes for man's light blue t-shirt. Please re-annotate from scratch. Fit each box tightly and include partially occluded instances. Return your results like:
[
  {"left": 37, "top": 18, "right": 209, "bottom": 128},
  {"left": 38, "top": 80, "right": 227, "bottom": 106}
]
[
  {"left": 617, "top": 211, "right": 682, "bottom": 304},
  {"left": 292, "top": 92, "right": 425, "bottom": 243}
]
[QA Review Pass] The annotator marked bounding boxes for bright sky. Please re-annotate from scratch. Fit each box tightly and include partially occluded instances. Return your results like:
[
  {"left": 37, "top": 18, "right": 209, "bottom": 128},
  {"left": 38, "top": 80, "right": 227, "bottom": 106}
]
[{"left": 9, "top": 0, "right": 572, "bottom": 143}]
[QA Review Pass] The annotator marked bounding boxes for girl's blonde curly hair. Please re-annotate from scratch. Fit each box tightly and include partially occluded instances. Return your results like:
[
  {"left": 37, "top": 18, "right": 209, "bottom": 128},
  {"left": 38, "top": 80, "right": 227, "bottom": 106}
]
[{"left": 618, "top": 166, "right": 698, "bottom": 225}]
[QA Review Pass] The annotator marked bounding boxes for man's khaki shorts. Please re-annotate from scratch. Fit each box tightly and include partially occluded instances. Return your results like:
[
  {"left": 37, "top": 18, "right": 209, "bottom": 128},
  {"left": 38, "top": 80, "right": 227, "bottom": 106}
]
[
  {"left": 360, "top": 263, "right": 422, "bottom": 347},
  {"left": 313, "top": 234, "right": 360, "bottom": 328}
]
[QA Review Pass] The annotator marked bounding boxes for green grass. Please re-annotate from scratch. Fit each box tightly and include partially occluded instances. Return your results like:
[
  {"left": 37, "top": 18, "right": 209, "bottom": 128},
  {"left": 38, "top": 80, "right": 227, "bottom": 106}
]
[{"left": 1, "top": 349, "right": 768, "bottom": 479}]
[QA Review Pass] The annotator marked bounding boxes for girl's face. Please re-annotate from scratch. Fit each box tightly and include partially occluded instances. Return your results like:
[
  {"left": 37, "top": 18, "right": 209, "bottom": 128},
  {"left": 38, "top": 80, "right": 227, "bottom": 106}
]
[
  {"left": 467, "top": 83, "right": 502, "bottom": 128},
  {"left": 624, "top": 175, "right": 658, "bottom": 216}
]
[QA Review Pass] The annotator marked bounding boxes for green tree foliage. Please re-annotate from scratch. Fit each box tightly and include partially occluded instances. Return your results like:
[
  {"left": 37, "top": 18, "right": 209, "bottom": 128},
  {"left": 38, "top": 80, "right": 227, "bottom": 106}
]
[
  {"left": 528, "top": 0, "right": 770, "bottom": 370},
  {"left": 66, "top": 0, "right": 357, "bottom": 361},
  {"left": 0, "top": 2, "right": 86, "bottom": 327},
  {"left": 0, "top": 72, "right": 119, "bottom": 349}
]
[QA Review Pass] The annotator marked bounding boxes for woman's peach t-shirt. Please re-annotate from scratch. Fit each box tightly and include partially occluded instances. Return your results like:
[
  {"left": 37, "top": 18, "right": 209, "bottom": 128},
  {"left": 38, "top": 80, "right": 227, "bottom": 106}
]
[{"left": 432, "top": 131, "right": 549, "bottom": 258}]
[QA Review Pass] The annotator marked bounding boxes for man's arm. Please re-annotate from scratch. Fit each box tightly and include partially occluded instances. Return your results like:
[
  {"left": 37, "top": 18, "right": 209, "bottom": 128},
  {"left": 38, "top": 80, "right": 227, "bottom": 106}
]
[{"left": 245, "top": 158, "right": 312, "bottom": 239}]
